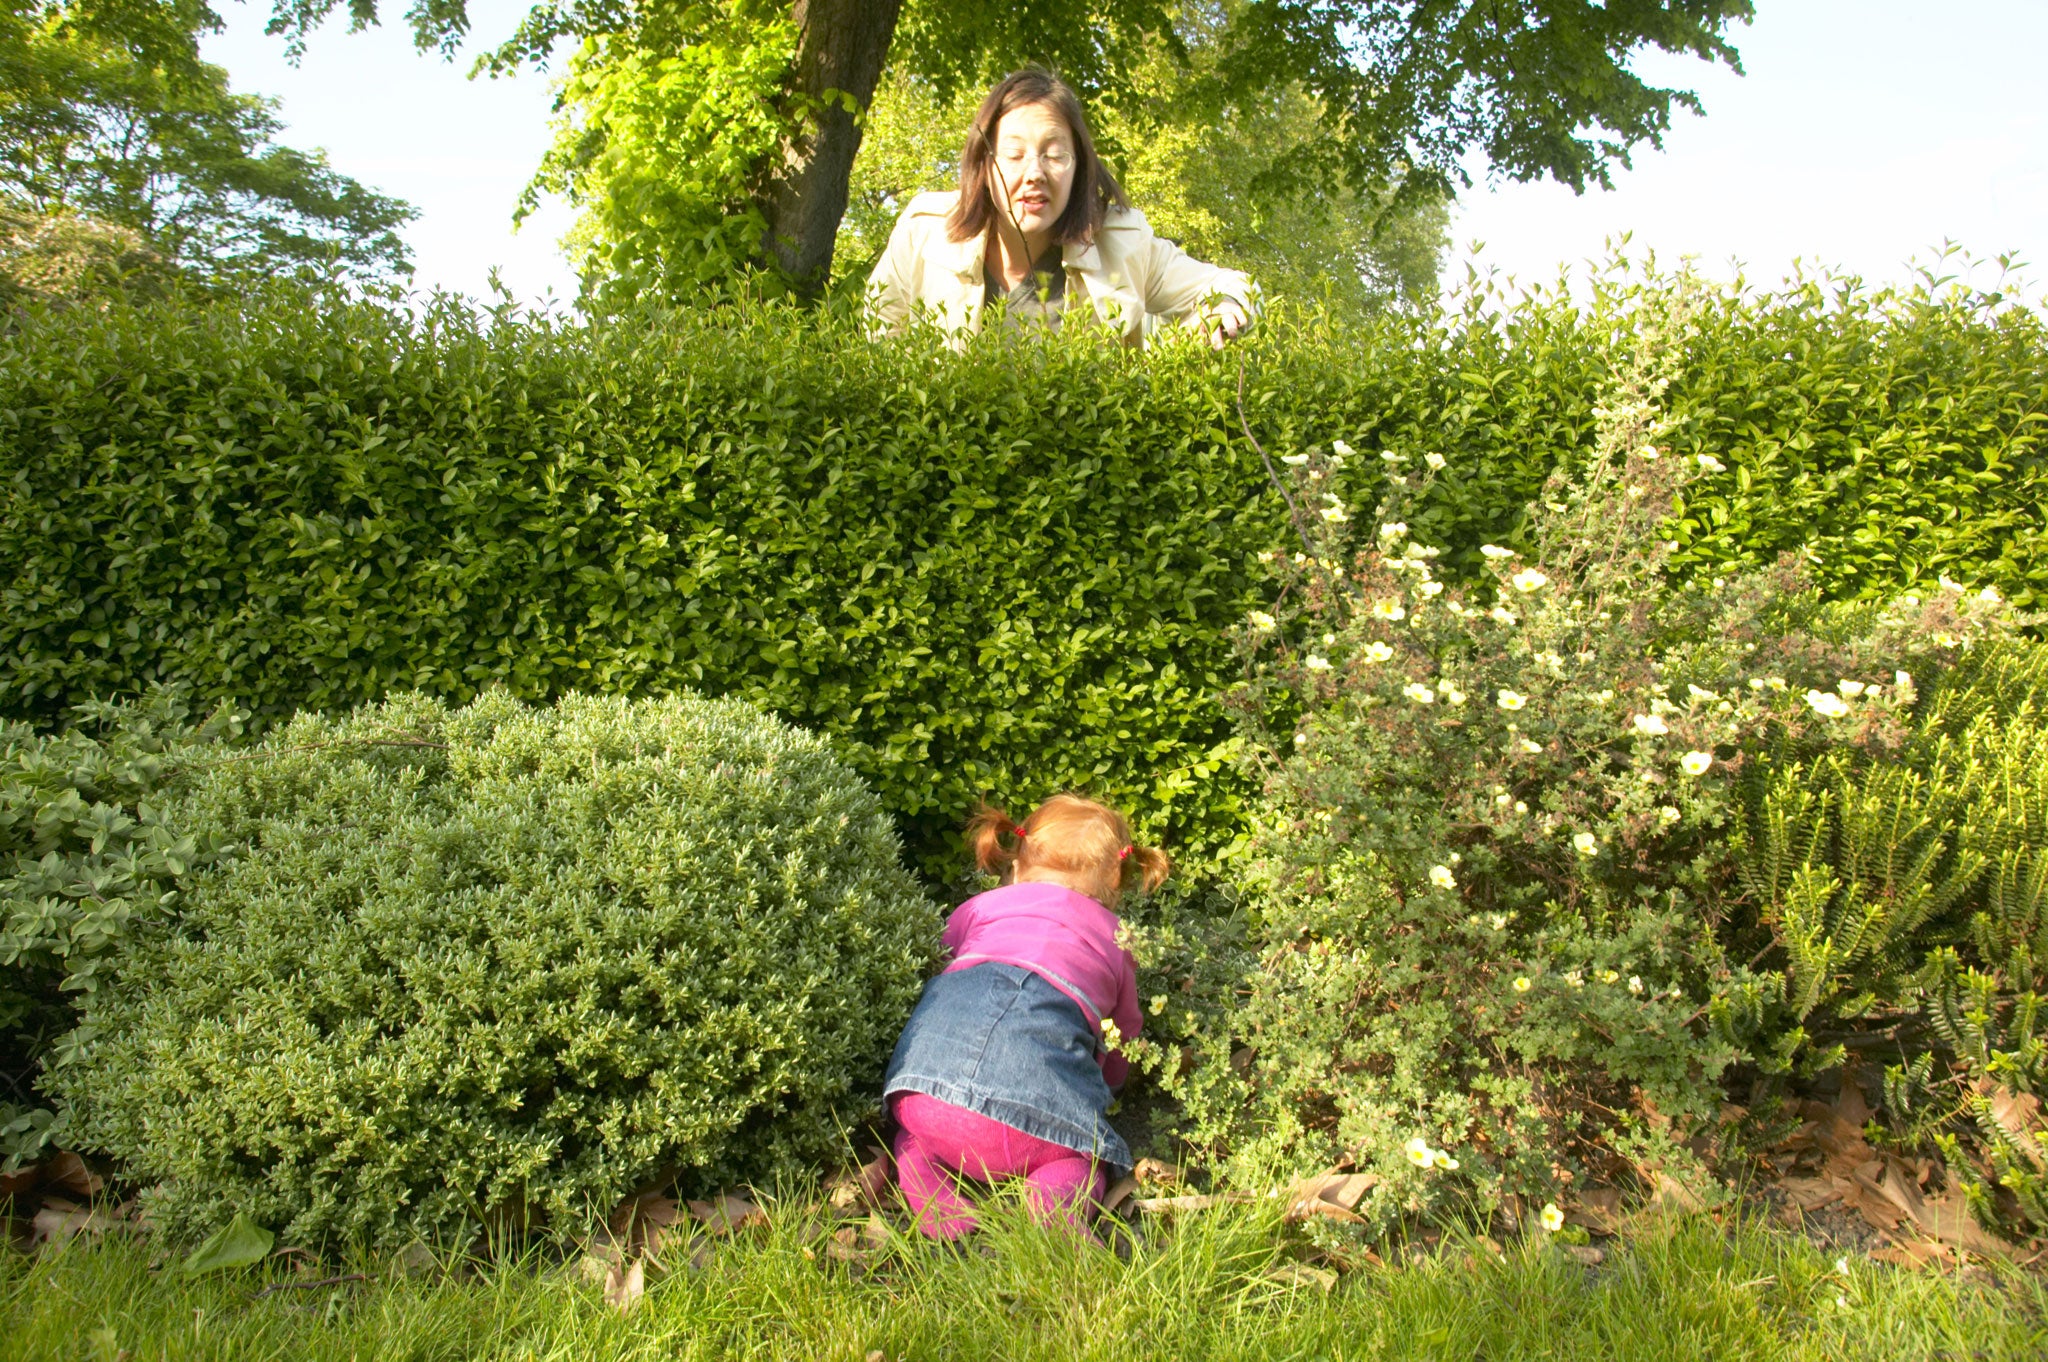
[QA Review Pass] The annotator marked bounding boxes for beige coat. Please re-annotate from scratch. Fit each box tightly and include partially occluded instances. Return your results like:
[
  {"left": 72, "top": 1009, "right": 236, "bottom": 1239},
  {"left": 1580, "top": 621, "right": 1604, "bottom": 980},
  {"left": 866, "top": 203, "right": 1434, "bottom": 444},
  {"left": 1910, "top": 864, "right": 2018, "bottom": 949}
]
[{"left": 864, "top": 190, "right": 1258, "bottom": 346}]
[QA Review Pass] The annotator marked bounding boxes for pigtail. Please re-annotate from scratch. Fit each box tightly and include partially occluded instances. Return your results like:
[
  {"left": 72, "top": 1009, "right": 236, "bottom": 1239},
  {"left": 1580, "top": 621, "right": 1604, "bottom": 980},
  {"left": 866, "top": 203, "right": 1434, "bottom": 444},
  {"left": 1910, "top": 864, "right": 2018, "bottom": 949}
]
[
  {"left": 1124, "top": 844, "right": 1172, "bottom": 896},
  {"left": 965, "top": 802, "right": 1023, "bottom": 873}
]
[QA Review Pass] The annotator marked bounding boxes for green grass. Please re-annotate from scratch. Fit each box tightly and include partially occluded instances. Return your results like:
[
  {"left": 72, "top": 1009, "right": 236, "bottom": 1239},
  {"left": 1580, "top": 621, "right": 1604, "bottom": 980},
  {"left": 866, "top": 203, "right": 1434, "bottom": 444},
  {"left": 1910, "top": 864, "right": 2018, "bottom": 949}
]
[{"left": 4, "top": 1204, "right": 2043, "bottom": 1361}]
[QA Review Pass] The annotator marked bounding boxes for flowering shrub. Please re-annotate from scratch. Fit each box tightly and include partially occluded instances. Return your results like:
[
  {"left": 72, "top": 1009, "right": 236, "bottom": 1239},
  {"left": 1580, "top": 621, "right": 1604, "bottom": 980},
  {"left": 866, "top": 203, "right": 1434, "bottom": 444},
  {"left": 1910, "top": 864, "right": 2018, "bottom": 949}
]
[
  {"left": 56, "top": 690, "right": 937, "bottom": 1248},
  {"left": 1134, "top": 283, "right": 2025, "bottom": 1236}
]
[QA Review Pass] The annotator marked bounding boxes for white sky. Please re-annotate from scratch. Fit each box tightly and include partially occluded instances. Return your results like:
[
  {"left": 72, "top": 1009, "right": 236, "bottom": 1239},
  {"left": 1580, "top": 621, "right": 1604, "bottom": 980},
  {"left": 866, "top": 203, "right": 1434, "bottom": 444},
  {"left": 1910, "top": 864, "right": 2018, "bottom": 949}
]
[{"left": 200, "top": 1, "right": 2048, "bottom": 306}]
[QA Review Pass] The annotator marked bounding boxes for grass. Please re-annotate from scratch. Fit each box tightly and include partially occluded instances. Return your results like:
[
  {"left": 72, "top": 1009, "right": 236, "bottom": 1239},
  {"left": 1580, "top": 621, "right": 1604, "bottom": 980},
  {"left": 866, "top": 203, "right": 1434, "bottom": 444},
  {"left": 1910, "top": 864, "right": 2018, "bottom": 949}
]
[{"left": 3, "top": 1202, "right": 2044, "bottom": 1361}]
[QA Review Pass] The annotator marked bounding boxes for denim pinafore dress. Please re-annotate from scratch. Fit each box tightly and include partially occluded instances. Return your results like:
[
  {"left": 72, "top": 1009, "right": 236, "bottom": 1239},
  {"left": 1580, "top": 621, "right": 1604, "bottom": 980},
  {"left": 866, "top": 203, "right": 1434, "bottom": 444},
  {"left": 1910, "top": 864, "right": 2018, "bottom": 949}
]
[{"left": 883, "top": 962, "right": 1134, "bottom": 1174}]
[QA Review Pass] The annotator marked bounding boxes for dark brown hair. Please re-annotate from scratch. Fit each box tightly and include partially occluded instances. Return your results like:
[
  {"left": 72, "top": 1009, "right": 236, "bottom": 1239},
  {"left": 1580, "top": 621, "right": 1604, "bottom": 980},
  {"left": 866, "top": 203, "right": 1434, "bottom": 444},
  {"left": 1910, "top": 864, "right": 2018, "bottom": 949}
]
[
  {"left": 966, "top": 794, "right": 1170, "bottom": 908},
  {"left": 945, "top": 68, "right": 1128, "bottom": 247}
]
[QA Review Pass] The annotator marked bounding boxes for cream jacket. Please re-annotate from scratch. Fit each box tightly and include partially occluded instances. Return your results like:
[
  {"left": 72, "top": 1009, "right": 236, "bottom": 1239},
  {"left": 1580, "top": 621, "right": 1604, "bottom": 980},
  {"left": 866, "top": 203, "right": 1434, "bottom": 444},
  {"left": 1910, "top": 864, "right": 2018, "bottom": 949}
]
[{"left": 864, "top": 190, "right": 1258, "bottom": 346}]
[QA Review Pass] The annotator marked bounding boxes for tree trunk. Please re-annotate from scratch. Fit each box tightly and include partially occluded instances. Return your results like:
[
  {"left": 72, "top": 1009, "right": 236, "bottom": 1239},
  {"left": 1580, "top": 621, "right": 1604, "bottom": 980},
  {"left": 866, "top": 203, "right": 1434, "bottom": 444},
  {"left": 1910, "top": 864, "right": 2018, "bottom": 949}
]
[{"left": 759, "top": 0, "right": 904, "bottom": 299}]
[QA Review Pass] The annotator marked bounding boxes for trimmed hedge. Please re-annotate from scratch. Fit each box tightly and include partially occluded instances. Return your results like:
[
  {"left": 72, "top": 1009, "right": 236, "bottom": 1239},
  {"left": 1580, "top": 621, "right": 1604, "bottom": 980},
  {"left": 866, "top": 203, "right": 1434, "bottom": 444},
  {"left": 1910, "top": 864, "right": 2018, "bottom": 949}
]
[
  {"left": 57, "top": 690, "right": 936, "bottom": 1247},
  {"left": 1, "top": 270, "right": 2042, "bottom": 868}
]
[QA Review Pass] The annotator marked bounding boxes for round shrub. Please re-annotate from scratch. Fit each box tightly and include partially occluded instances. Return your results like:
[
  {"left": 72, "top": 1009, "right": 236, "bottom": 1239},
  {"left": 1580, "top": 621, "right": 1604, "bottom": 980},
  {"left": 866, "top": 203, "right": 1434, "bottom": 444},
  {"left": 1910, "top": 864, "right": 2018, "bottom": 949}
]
[{"left": 57, "top": 690, "right": 937, "bottom": 1248}]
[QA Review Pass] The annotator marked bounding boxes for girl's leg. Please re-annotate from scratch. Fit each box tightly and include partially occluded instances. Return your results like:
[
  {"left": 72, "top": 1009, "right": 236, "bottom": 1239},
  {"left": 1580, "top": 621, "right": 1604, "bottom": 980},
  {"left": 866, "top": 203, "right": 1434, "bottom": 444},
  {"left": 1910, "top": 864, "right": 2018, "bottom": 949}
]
[
  {"left": 1020, "top": 1153, "right": 1108, "bottom": 1235},
  {"left": 891, "top": 1119, "right": 980, "bottom": 1240}
]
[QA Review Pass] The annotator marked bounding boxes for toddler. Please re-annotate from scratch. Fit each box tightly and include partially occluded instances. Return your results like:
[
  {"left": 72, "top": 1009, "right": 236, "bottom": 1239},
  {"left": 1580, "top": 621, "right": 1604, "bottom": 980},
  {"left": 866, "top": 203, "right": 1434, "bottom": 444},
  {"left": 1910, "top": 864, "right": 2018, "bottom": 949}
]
[{"left": 883, "top": 794, "right": 1169, "bottom": 1238}]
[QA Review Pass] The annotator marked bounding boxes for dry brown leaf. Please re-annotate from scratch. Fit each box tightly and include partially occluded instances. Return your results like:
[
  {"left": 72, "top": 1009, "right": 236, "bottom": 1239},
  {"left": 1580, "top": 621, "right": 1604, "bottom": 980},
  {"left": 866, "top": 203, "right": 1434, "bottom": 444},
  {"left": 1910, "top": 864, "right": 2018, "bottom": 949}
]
[
  {"left": 1282, "top": 1171, "right": 1378, "bottom": 1224},
  {"left": 1562, "top": 1244, "right": 1605, "bottom": 1267},
  {"left": 603, "top": 1257, "right": 645, "bottom": 1313},
  {"left": 1835, "top": 1082, "right": 1871, "bottom": 1131},
  {"left": 0, "top": 1167, "right": 36, "bottom": 1199},
  {"left": 1978, "top": 1081, "right": 2047, "bottom": 1169},
  {"left": 1855, "top": 1156, "right": 1927, "bottom": 1225},
  {"left": 1266, "top": 1261, "right": 1338, "bottom": 1291},
  {"left": 1914, "top": 1187, "right": 2014, "bottom": 1260},
  {"left": 1134, "top": 1158, "right": 1183, "bottom": 1186},
  {"left": 1101, "top": 1176, "right": 1139, "bottom": 1214},
  {"left": 1651, "top": 1172, "right": 1705, "bottom": 1214},
  {"left": 605, "top": 1192, "right": 685, "bottom": 1257},
  {"left": 41, "top": 1151, "right": 102, "bottom": 1199},
  {"left": 1870, "top": 1240, "right": 1958, "bottom": 1271},
  {"left": 826, "top": 1147, "right": 893, "bottom": 1212},
  {"left": 1565, "top": 1187, "right": 1624, "bottom": 1235},
  {"left": 1777, "top": 1176, "right": 1843, "bottom": 1211},
  {"left": 687, "top": 1193, "right": 765, "bottom": 1236}
]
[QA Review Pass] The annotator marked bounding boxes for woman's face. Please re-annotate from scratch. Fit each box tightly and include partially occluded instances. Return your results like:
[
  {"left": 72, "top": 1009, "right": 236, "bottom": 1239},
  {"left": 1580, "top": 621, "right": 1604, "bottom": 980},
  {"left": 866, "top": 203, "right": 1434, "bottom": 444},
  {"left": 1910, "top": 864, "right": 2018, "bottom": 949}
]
[{"left": 987, "top": 100, "right": 1076, "bottom": 241}]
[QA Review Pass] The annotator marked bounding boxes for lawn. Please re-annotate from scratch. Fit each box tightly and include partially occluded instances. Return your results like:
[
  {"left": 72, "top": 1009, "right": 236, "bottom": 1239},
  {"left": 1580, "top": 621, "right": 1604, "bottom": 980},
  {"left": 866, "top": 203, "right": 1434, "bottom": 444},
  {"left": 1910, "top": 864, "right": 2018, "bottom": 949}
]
[{"left": 5, "top": 1204, "right": 2043, "bottom": 1361}]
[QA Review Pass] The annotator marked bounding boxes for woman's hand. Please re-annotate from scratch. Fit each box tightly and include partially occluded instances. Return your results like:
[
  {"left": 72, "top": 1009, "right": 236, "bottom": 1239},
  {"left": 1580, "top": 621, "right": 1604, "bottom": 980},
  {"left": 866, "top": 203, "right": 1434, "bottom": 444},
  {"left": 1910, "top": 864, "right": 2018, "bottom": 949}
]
[{"left": 1204, "top": 300, "right": 1252, "bottom": 349}]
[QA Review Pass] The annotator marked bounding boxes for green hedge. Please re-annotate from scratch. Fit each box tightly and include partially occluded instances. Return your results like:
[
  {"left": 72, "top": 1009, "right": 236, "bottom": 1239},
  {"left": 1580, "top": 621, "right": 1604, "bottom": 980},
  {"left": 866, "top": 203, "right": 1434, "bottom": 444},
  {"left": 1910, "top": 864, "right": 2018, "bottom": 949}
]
[{"left": 1, "top": 269, "right": 2042, "bottom": 868}]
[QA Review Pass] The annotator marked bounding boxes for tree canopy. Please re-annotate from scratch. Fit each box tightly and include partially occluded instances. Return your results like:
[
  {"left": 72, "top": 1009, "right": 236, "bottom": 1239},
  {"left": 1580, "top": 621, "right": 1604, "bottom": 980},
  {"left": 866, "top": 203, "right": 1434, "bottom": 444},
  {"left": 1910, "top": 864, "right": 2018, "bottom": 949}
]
[
  {"left": 263, "top": 0, "right": 1754, "bottom": 302},
  {"left": 1, "top": 0, "right": 415, "bottom": 284}
]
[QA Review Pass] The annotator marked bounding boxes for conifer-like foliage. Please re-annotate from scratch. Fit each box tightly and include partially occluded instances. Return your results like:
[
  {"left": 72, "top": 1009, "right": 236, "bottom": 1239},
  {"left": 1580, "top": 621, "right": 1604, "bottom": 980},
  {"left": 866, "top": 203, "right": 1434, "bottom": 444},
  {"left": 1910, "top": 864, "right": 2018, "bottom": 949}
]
[{"left": 57, "top": 690, "right": 937, "bottom": 1248}]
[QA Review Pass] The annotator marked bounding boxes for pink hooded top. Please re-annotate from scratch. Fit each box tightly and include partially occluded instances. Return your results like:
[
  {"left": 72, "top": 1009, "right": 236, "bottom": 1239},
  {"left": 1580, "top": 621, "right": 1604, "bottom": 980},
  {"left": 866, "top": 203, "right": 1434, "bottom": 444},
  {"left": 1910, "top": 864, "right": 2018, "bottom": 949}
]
[{"left": 940, "top": 881, "right": 1144, "bottom": 1089}]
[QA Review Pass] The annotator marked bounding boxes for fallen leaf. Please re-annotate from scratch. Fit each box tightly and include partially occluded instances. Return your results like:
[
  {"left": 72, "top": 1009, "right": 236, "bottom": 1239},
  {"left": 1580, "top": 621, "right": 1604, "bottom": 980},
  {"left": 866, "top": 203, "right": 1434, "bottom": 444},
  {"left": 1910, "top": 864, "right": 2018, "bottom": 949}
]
[
  {"left": 180, "top": 1213, "right": 273, "bottom": 1275},
  {"left": 1651, "top": 1172, "right": 1704, "bottom": 1214},
  {"left": 1101, "top": 1176, "right": 1138, "bottom": 1214},
  {"left": 1565, "top": 1187, "right": 1624, "bottom": 1235},
  {"left": 687, "top": 1193, "right": 765, "bottom": 1236},
  {"left": 1914, "top": 1186, "right": 2014, "bottom": 1260},
  {"left": 1777, "top": 1177, "right": 1843, "bottom": 1211},
  {"left": 1266, "top": 1261, "right": 1338, "bottom": 1291},
  {"left": 41, "top": 1151, "right": 102, "bottom": 1199},
  {"left": 826, "top": 1148, "right": 893, "bottom": 1212},
  {"left": 604, "top": 1257, "right": 645, "bottom": 1313},
  {"left": 1978, "top": 1082, "right": 2046, "bottom": 1169},
  {"left": 1282, "top": 1171, "right": 1378, "bottom": 1224},
  {"left": 607, "top": 1192, "right": 685, "bottom": 1256},
  {"left": 1870, "top": 1241, "right": 1957, "bottom": 1271},
  {"left": 0, "top": 1167, "right": 38, "bottom": 1199},
  {"left": 1133, "top": 1158, "right": 1183, "bottom": 1186},
  {"left": 1835, "top": 1082, "right": 1871, "bottom": 1131},
  {"left": 1562, "top": 1244, "right": 1605, "bottom": 1267},
  {"left": 32, "top": 1199, "right": 120, "bottom": 1245}
]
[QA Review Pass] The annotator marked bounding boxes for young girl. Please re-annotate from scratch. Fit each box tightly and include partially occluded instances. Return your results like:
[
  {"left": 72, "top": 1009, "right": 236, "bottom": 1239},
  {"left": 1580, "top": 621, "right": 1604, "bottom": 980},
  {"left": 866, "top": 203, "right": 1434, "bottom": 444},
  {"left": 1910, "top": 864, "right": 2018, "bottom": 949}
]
[{"left": 883, "top": 794, "right": 1170, "bottom": 1238}]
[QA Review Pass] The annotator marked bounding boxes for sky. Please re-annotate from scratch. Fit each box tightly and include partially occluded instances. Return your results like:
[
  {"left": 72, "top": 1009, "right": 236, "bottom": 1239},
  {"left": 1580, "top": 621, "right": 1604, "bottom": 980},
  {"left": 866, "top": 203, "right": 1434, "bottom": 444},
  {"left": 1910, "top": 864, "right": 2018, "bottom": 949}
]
[{"left": 198, "top": 1, "right": 2048, "bottom": 306}]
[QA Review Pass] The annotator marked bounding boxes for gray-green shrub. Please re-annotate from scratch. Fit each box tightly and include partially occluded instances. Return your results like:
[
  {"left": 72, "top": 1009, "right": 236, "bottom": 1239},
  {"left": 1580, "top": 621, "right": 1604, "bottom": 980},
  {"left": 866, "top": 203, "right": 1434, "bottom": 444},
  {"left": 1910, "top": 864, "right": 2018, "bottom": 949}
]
[{"left": 56, "top": 690, "right": 937, "bottom": 1248}]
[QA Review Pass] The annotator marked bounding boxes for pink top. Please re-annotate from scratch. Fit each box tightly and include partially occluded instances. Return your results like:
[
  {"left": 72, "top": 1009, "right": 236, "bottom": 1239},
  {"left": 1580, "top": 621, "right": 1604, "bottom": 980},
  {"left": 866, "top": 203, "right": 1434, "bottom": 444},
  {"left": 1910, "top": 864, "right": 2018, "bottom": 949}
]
[{"left": 941, "top": 881, "right": 1144, "bottom": 1089}]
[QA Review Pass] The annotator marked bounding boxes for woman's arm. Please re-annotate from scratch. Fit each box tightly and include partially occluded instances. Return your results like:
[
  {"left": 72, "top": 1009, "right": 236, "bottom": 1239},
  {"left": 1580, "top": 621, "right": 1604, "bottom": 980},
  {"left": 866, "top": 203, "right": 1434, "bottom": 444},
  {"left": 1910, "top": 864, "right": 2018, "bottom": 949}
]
[
  {"left": 1129, "top": 228, "right": 1259, "bottom": 345},
  {"left": 863, "top": 209, "right": 923, "bottom": 336}
]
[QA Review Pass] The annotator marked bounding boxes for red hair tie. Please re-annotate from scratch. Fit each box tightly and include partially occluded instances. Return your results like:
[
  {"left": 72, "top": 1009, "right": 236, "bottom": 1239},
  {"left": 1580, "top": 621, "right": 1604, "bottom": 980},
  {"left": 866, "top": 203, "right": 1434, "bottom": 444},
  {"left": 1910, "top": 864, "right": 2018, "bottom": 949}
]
[
  {"left": 1118, "top": 845, "right": 1131, "bottom": 860},
  {"left": 1011, "top": 825, "right": 1026, "bottom": 840}
]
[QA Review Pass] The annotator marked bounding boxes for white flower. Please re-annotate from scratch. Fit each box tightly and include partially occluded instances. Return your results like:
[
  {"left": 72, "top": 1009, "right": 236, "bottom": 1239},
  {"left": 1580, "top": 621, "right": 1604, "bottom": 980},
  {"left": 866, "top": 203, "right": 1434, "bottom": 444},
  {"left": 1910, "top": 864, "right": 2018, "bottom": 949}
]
[
  {"left": 1627, "top": 976, "right": 1644, "bottom": 995},
  {"left": 1320, "top": 505, "right": 1350, "bottom": 524},
  {"left": 1489, "top": 913, "right": 1508, "bottom": 930},
  {"left": 1495, "top": 793, "right": 1512, "bottom": 806},
  {"left": 1935, "top": 632, "right": 1961, "bottom": 648},
  {"left": 1380, "top": 450, "right": 1404, "bottom": 464},
  {"left": 1600, "top": 970, "right": 1620, "bottom": 984},
  {"left": 1939, "top": 574, "right": 1966, "bottom": 593},
  {"left": 1379, "top": 521, "right": 1408, "bottom": 539},
  {"left": 1805, "top": 689, "right": 1850, "bottom": 718},
  {"left": 1979, "top": 584, "right": 2002, "bottom": 605},
  {"left": 1101, "top": 1017, "right": 1123, "bottom": 1047},
  {"left": 1573, "top": 832, "right": 1598, "bottom": 856},
  {"left": 1767, "top": 676, "right": 1787, "bottom": 691},
  {"left": 1331, "top": 440, "right": 1356, "bottom": 457},
  {"left": 1594, "top": 690, "right": 1615, "bottom": 705},
  {"left": 1489, "top": 606, "right": 1519, "bottom": 626},
  {"left": 1535, "top": 651, "right": 1564, "bottom": 671},
  {"left": 1362, "top": 642, "right": 1394, "bottom": 663},
  {"left": 1247, "top": 610, "right": 1277, "bottom": 632},
  {"left": 1895, "top": 670, "right": 1916, "bottom": 696},
  {"left": 1281, "top": 453, "right": 1310, "bottom": 466},
  {"left": 1373, "top": 599, "right": 1407, "bottom": 621},
  {"left": 1688, "top": 684, "right": 1718, "bottom": 701},
  {"left": 1305, "top": 655, "right": 1332, "bottom": 672},
  {"left": 1637, "top": 445, "right": 1661, "bottom": 461},
  {"left": 1404, "top": 683, "right": 1437, "bottom": 705},
  {"left": 1680, "top": 751, "right": 1713, "bottom": 776},
  {"left": 1430, "top": 865, "right": 1457, "bottom": 890},
  {"left": 1442, "top": 685, "right": 1467, "bottom": 706},
  {"left": 1514, "top": 801, "right": 1528, "bottom": 814},
  {"left": 1518, "top": 738, "right": 1542, "bottom": 754},
  {"left": 1540, "top": 1204, "right": 1565, "bottom": 1232},
  {"left": 1836, "top": 679, "right": 1866, "bottom": 698},
  {"left": 1513, "top": 976, "right": 1531, "bottom": 992},
  {"left": 1632, "top": 714, "right": 1670, "bottom": 736},
  {"left": 1510, "top": 568, "right": 1550, "bottom": 593},
  {"left": 1480, "top": 544, "right": 1517, "bottom": 560},
  {"left": 1149, "top": 994, "right": 1167, "bottom": 1015},
  {"left": 1425, "top": 452, "right": 1447, "bottom": 470},
  {"left": 1696, "top": 454, "right": 1727, "bottom": 473},
  {"left": 1834, "top": 1256, "right": 1850, "bottom": 1277},
  {"left": 1293, "top": 733, "right": 1307, "bottom": 745},
  {"left": 1497, "top": 690, "right": 1527, "bottom": 711},
  {"left": 1403, "top": 1136, "right": 1432, "bottom": 1168},
  {"left": 1431, "top": 1150, "right": 1459, "bottom": 1171},
  {"left": 1419, "top": 580, "right": 1444, "bottom": 597},
  {"left": 1659, "top": 806, "right": 1682, "bottom": 825},
  {"left": 1748, "top": 678, "right": 1765, "bottom": 691}
]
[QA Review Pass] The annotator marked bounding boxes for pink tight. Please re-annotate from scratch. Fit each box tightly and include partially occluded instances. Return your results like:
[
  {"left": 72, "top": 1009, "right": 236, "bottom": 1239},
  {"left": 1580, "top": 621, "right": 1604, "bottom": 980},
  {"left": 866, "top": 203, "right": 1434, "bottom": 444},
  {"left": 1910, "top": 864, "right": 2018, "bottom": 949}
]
[{"left": 890, "top": 1093, "right": 1108, "bottom": 1240}]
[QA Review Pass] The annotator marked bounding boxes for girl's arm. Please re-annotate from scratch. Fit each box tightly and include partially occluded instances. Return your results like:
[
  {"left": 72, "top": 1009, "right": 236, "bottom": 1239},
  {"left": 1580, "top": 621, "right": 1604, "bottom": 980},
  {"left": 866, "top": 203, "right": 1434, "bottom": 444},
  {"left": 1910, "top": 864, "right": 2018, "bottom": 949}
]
[{"left": 939, "top": 899, "right": 978, "bottom": 961}]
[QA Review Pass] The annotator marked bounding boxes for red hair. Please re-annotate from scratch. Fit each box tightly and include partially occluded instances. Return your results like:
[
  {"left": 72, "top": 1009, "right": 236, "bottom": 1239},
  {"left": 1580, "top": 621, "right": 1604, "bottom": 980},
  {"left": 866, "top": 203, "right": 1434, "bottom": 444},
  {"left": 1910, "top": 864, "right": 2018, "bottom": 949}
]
[{"left": 965, "top": 794, "right": 1170, "bottom": 908}]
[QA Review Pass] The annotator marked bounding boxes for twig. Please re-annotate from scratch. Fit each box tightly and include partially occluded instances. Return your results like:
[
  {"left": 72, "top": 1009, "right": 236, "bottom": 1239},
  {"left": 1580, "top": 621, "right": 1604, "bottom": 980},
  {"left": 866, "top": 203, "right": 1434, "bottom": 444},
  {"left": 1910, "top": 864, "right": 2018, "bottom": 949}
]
[
  {"left": 1236, "top": 359, "right": 1319, "bottom": 560},
  {"left": 249, "top": 1272, "right": 366, "bottom": 1299}
]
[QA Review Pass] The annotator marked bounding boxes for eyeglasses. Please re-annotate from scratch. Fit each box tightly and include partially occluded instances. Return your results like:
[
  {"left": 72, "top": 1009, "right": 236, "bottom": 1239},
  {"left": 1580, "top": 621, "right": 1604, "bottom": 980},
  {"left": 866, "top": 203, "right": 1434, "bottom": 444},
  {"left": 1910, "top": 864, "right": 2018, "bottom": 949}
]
[{"left": 994, "top": 146, "right": 1074, "bottom": 174}]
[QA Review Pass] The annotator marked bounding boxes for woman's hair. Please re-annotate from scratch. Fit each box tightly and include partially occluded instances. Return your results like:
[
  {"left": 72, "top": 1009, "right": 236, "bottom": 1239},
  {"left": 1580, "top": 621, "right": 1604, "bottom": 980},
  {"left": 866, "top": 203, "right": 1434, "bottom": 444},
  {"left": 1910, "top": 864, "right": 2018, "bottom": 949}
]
[
  {"left": 946, "top": 67, "right": 1129, "bottom": 247},
  {"left": 966, "top": 794, "right": 1169, "bottom": 908}
]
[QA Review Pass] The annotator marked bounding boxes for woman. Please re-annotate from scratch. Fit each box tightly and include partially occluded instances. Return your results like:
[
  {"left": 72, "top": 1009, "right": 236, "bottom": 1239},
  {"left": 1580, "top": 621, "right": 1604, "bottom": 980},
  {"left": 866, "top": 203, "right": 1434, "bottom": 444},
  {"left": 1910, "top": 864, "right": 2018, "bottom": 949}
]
[{"left": 865, "top": 68, "right": 1257, "bottom": 347}]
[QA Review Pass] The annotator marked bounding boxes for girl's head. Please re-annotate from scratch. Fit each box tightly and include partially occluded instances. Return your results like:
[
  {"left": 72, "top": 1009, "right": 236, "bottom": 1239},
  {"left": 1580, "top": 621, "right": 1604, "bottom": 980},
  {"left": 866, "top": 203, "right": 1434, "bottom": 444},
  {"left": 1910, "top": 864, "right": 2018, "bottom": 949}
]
[
  {"left": 966, "top": 794, "right": 1169, "bottom": 908},
  {"left": 946, "top": 67, "right": 1128, "bottom": 247}
]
